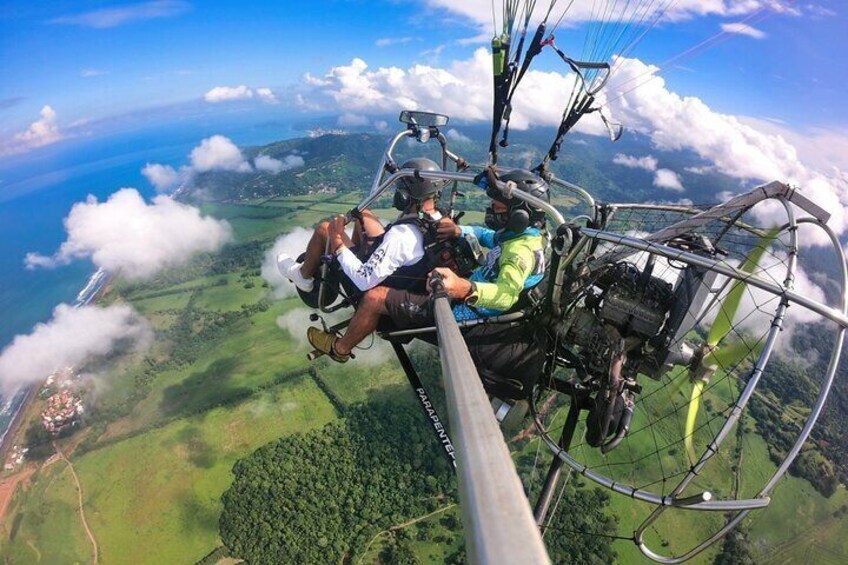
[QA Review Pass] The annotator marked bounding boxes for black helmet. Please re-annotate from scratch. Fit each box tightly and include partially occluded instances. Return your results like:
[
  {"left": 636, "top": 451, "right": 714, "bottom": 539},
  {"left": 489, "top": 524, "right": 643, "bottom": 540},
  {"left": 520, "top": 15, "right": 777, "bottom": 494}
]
[
  {"left": 396, "top": 157, "right": 445, "bottom": 200},
  {"left": 487, "top": 169, "right": 550, "bottom": 231}
]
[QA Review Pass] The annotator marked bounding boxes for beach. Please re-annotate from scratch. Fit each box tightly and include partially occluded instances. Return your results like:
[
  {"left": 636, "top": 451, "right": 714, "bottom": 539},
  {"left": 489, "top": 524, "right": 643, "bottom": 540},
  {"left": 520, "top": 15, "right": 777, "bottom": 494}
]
[{"left": 0, "top": 267, "right": 112, "bottom": 460}]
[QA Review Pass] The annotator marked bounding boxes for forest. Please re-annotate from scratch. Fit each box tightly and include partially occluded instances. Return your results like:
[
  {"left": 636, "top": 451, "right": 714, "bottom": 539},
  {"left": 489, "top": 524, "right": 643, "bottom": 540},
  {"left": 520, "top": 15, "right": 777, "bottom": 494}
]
[{"left": 219, "top": 398, "right": 619, "bottom": 563}]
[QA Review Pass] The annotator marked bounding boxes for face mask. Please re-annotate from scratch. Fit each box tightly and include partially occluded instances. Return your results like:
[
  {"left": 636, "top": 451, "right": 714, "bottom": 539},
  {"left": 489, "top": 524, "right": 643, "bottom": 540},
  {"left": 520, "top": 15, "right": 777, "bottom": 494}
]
[{"left": 484, "top": 206, "right": 508, "bottom": 230}]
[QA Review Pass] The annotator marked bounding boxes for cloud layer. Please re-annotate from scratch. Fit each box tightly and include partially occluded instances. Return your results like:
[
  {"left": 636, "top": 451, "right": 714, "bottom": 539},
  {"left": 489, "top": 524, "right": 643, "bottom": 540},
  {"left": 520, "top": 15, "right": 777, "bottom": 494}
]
[
  {"left": 261, "top": 228, "right": 315, "bottom": 299},
  {"left": 653, "top": 169, "right": 685, "bottom": 192},
  {"left": 613, "top": 153, "right": 658, "bottom": 171},
  {"left": 0, "top": 304, "right": 152, "bottom": 393},
  {"left": 142, "top": 135, "right": 305, "bottom": 192},
  {"left": 612, "top": 152, "right": 686, "bottom": 193},
  {"left": 25, "top": 188, "right": 232, "bottom": 279},
  {"left": 721, "top": 22, "right": 767, "bottom": 39},
  {"left": 141, "top": 163, "right": 182, "bottom": 192},
  {"left": 204, "top": 85, "right": 278, "bottom": 104},
  {"left": 254, "top": 154, "right": 305, "bottom": 174},
  {"left": 299, "top": 50, "right": 848, "bottom": 243},
  {"left": 424, "top": 0, "right": 797, "bottom": 29}
]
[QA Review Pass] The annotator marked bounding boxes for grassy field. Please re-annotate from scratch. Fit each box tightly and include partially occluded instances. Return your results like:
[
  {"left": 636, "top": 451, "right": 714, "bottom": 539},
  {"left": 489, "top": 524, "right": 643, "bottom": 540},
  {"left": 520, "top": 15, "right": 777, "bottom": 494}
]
[
  {"left": 1, "top": 463, "right": 94, "bottom": 564},
  {"left": 70, "top": 376, "right": 336, "bottom": 565},
  {"left": 2, "top": 193, "right": 846, "bottom": 564}
]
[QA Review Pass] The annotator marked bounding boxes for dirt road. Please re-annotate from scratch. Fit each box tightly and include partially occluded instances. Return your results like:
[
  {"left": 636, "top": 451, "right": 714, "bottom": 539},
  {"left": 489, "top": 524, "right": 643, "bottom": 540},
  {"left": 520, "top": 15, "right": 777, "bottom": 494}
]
[{"left": 55, "top": 442, "right": 98, "bottom": 565}]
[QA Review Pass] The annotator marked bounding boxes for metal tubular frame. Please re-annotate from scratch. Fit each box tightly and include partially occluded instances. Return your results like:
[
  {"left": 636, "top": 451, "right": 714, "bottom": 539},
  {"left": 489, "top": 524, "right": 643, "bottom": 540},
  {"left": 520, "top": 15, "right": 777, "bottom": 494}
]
[
  {"left": 635, "top": 216, "right": 848, "bottom": 563},
  {"left": 548, "top": 176, "right": 597, "bottom": 214},
  {"left": 530, "top": 192, "right": 847, "bottom": 562},
  {"left": 346, "top": 124, "right": 846, "bottom": 562},
  {"left": 379, "top": 311, "right": 527, "bottom": 339},
  {"left": 432, "top": 291, "right": 550, "bottom": 564},
  {"left": 594, "top": 182, "right": 830, "bottom": 268},
  {"left": 580, "top": 229, "right": 848, "bottom": 328},
  {"left": 354, "top": 169, "right": 568, "bottom": 228},
  {"left": 633, "top": 197, "right": 798, "bottom": 562}
]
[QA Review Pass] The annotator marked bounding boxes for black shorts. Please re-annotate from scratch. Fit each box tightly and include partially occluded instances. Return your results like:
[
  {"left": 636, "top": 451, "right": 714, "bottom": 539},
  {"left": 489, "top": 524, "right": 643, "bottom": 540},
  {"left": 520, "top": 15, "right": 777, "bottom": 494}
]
[{"left": 384, "top": 289, "right": 434, "bottom": 328}]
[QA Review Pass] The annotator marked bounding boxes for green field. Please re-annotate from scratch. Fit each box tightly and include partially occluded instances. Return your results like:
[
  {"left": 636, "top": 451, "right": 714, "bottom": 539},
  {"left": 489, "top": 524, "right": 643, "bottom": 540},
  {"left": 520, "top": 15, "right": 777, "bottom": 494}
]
[
  {"left": 2, "top": 464, "right": 94, "bottom": 564},
  {"left": 2, "top": 193, "right": 846, "bottom": 564},
  {"left": 71, "top": 377, "right": 336, "bottom": 565}
]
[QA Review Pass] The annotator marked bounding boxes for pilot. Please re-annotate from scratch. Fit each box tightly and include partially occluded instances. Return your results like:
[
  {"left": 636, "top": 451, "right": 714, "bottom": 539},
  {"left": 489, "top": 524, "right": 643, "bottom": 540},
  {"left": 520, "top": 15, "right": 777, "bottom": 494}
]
[
  {"left": 277, "top": 158, "right": 446, "bottom": 362},
  {"left": 309, "top": 169, "right": 550, "bottom": 398}
]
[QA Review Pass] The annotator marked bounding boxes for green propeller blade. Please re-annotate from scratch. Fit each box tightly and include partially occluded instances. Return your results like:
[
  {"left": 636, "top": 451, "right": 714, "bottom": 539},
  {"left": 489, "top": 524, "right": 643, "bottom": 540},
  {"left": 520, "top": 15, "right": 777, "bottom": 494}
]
[
  {"left": 683, "top": 227, "right": 780, "bottom": 462},
  {"left": 707, "top": 227, "right": 781, "bottom": 347},
  {"left": 705, "top": 339, "right": 762, "bottom": 369},
  {"left": 685, "top": 380, "right": 706, "bottom": 462}
]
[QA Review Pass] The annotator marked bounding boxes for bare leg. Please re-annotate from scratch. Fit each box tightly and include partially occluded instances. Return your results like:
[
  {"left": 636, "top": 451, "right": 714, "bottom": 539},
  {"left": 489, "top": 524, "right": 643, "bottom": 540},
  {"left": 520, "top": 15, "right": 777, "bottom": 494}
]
[
  {"left": 300, "top": 221, "right": 330, "bottom": 279},
  {"left": 352, "top": 210, "right": 385, "bottom": 247},
  {"left": 335, "top": 286, "right": 389, "bottom": 355}
]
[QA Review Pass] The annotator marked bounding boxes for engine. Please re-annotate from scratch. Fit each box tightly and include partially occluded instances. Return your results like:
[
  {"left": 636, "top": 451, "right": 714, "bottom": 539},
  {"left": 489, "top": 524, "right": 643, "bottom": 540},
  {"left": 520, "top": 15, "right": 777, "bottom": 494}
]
[{"left": 558, "top": 261, "right": 675, "bottom": 380}]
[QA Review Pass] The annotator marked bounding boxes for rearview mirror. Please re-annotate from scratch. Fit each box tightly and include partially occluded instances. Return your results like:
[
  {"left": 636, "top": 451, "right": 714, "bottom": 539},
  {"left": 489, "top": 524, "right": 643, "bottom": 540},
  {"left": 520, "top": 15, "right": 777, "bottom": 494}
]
[{"left": 399, "top": 111, "right": 449, "bottom": 128}]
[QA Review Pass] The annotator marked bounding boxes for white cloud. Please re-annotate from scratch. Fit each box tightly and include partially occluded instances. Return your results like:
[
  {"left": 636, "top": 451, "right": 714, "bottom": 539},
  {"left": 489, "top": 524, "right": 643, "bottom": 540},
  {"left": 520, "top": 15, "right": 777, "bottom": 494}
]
[
  {"left": 299, "top": 49, "right": 847, "bottom": 244},
  {"left": 446, "top": 128, "right": 472, "bottom": 143},
  {"left": 141, "top": 163, "right": 184, "bottom": 192},
  {"left": 686, "top": 165, "right": 716, "bottom": 175},
  {"left": 10, "top": 105, "right": 64, "bottom": 151},
  {"left": 423, "top": 1, "right": 797, "bottom": 29},
  {"left": 297, "top": 49, "right": 615, "bottom": 136},
  {"left": 613, "top": 153, "right": 658, "bottom": 171},
  {"left": 49, "top": 0, "right": 190, "bottom": 29},
  {"left": 190, "top": 135, "right": 253, "bottom": 173},
  {"left": 420, "top": 44, "right": 447, "bottom": 62},
  {"left": 0, "top": 304, "right": 152, "bottom": 394},
  {"left": 81, "top": 68, "right": 108, "bottom": 78},
  {"left": 805, "top": 5, "right": 837, "bottom": 18},
  {"left": 25, "top": 188, "right": 232, "bottom": 280},
  {"left": 262, "top": 228, "right": 315, "bottom": 299},
  {"left": 654, "top": 169, "right": 685, "bottom": 192},
  {"left": 717, "top": 190, "right": 737, "bottom": 202},
  {"left": 203, "top": 85, "right": 277, "bottom": 104},
  {"left": 204, "top": 85, "right": 253, "bottom": 103},
  {"left": 721, "top": 22, "right": 767, "bottom": 39},
  {"left": 254, "top": 154, "right": 305, "bottom": 174},
  {"left": 143, "top": 135, "right": 261, "bottom": 192},
  {"left": 604, "top": 56, "right": 848, "bottom": 242},
  {"left": 736, "top": 119, "right": 848, "bottom": 175},
  {"left": 376, "top": 37, "right": 414, "bottom": 48},
  {"left": 255, "top": 87, "right": 278, "bottom": 103}
]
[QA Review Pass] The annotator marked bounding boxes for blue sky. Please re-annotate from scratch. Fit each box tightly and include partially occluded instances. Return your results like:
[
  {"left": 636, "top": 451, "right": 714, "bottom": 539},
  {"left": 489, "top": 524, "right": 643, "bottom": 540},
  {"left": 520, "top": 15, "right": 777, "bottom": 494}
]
[{"left": 0, "top": 1, "right": 846, "bottom": 162}]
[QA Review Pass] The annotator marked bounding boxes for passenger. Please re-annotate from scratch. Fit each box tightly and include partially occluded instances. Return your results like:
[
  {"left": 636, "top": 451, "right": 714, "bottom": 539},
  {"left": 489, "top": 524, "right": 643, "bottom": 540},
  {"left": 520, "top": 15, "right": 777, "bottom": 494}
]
[
  {"left": 277, "top": 158, "right": 446, "bottom": 362},
  {"left": 308, "top": 169, "right": 550, "bottom": 392}
]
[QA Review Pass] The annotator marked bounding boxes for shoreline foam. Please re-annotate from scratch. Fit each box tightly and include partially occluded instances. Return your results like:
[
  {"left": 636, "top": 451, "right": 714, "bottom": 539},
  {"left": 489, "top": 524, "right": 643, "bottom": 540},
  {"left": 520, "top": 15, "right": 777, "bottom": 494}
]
[{"left": 0, "top": 267, "right": 112, "bottom": 455}]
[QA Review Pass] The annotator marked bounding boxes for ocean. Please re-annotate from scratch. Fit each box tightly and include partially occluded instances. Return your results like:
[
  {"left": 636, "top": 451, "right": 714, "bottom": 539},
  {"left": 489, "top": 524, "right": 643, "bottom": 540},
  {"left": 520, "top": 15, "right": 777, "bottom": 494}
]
[{"left": 0, "top": 106, "right": 304, "bottom": 439}]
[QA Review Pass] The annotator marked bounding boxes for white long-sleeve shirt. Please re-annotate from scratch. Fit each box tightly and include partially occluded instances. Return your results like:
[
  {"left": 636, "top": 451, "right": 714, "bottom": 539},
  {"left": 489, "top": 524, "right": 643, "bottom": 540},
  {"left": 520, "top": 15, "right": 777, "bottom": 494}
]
[{"left": 337, "top": 212, "right": 441, "bottom": 291}]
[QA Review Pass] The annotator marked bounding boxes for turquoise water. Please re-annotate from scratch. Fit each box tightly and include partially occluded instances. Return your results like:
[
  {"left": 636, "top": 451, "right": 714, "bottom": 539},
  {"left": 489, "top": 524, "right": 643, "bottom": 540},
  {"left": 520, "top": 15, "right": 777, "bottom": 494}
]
[{"left": 0, "top": 108, "right": 303, "bottom": 433}]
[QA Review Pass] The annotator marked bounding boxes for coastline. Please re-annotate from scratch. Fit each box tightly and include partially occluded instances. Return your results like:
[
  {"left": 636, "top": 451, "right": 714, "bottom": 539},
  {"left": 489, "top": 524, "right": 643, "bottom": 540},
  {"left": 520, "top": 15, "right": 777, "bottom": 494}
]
[
  {"left": 0, "top": 267, "right": 112, "bottom": 460},
  {"left": 0, "top": 386, "right": 37, "bottom": 465}
]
